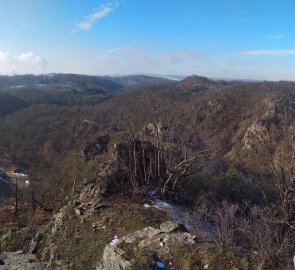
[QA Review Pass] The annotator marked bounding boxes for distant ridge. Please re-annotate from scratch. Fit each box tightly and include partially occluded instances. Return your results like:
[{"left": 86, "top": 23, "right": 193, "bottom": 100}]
[{"left": 177, "top": 74, "right": 211, "bottom": 88}]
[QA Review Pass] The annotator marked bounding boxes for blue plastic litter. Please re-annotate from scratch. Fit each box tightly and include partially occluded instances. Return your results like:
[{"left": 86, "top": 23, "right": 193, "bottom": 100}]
[{"left": 156, "top": 261, "right": 165, "bottom": 269}]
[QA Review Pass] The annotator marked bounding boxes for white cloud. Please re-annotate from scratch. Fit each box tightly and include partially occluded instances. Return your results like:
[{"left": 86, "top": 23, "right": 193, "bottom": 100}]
[
  {"left": 76, "top": 1, "right": 120, "bottom": 30},
  {"left": 240, "top": 50, "right": 295, "bottom": 56},
  {"left": 0, "top": 51, "right": 47, "bottom": 74}
]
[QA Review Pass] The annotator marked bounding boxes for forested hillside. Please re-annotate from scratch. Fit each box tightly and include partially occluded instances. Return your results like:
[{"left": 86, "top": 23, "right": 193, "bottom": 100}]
[
  {"left": 0, "top": 92, "right": 30, "bottom": 116},
  {"left": 1, "top": 75, "right": 295, "bottom": 269},
  {"left": 1, "top": 77, "right": 295, "bottom": 201}
]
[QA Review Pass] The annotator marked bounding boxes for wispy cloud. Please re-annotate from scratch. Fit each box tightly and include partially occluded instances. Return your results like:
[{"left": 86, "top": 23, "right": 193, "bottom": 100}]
[
  {"left": 92, "top": 46, "right": 208, "bottom": 75},
  {"left": 76, "top": 1, "right": 120, "bottom": 30},
  {"left": 261, "top": 34, "right": 284, "bottom": 39},
  {"left": 240, "top": 50, "right": 295, "bottom": 56},
  {"left": 107, "top": 47, "right": 123, "bottom": 53},
  {"left": 0, "top": 51, "right": 47, "bottom": 74}
]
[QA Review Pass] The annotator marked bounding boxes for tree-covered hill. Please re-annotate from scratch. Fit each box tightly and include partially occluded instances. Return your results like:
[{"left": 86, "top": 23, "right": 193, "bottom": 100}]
[
  {"left": 2, "top": 76, "right": 295, "bottom": 269},
  {"left": 0, "top": 74, "right": 172, "bottom": 106},
  {"left": 0, "top": 92, "right": 30, "bottom": 116}
]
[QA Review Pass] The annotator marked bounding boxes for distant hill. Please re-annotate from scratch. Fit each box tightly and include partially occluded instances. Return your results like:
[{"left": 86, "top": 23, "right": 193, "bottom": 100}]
[
  {"left": 178, "top": 75, "right": 211, "bottom": 88},
  {"left": 0, "top": 74, "right": 172, "bottom": 106},
  {"left": 0, "top": 74, "right": 172, "bottom": 92},
  {"left": 0, "top": 92, "right": 30, "bottom": 116},
  {"left": 111, "top": 75, "right": 172, "bottom": 89}
]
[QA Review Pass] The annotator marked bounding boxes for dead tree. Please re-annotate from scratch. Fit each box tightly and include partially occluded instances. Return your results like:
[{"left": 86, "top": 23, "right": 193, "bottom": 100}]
[{"left": 162, "top": 149, "right": 207, "bottom": 197}]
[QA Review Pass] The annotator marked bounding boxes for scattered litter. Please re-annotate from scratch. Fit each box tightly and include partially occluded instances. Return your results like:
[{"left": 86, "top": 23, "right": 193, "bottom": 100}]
[
  {"left": 156, "top": 261, "right": 166, "bottom": 269},
  {"left": 25, "top": 179, "right": 30, "bottom": 186},
  {"left": 110, "top": 235, "right": 119, "bottom": 246},
  {"left": 204, "top": 264, "right": 209, "bottom": 269},
  {"left": 143, "top": 203, "right": 151, "bottom": 208}
]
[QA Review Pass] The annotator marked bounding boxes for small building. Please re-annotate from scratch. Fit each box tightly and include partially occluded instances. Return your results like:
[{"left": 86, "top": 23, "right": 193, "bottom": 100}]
[{"left": 11, "top": 165, "right": 28, "bottom": 177}]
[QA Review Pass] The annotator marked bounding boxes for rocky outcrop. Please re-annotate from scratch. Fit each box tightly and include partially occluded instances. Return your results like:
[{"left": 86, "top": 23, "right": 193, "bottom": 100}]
[
  {"left": 82, "top": 135, "right": 110, "bottom": 161},
  {"left": 96, "top": 245, "right": 132, "bottom": 270},
  {"left": 0, "top": 251, "right": 47, "bottom": 270},
  {"left": 51, "top": 207, "right": 66, "bottom": 235},
  {"left": 242, "top": 120, "right": 268, "bottom": 151},
  {"left": 96, "top": 221, "right": 196, "bottom": 270},
  {"left": 242, "top": 97, "right": 280, "bottom": 152}
]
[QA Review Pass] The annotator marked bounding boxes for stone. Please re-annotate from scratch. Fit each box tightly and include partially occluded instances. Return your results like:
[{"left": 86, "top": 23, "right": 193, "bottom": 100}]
[
  {"left": 159, "top": 221, "right": 188, "bottom": 233},
  {"left": 92, "top": 203, "right": 107, "bottom": 212},
  {"left": 74, "top": 208, "right": 84, "bottom": 216},
  {"left": 96, "top": 223, "right": 196, "bottom": 270},
  {"left": 123, "top": 227, "right": 160, "bottom": 244},
  {"left": 0, "top": 251, "right": 47, "bottom": 270},
  {"left": 51, "top": 207, "right": 66, "bottom": 235},
  {"left": 96, "top": 245, "right": 131, "bottom": 270}
]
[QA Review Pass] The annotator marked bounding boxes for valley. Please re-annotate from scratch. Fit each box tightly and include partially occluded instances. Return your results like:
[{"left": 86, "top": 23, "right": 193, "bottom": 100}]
[{"left": 0, "top": 74, "right": 295, "bottom": 269}]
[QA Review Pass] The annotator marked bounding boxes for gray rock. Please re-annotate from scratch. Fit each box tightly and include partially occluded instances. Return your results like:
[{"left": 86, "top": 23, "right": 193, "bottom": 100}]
[
  {"left": 96, "top": 245, "right": 131, "bottom": 270},
  {"left": 159, "top": 221, "right": 188, "bottom": 233},
  {"left": 123, "top": 227, "right": 160, "bottom": 243},
  {"left": 96, "top": 222, "right": 196, "bottom": 270},
  {"left": 92, "top": 203, "right": 107, "bottom": 212},
  {"left": 74, "top": 208, "right": 84, "bottom": 216},
  {"left": 0, "top": 251, "right": 48, "bottom": 270},
  {"left": 51, "top": 207, "right": 66, "bottom": 235},
  {"left": 138, "top": 232, "right": 196, "bottom": 248}
]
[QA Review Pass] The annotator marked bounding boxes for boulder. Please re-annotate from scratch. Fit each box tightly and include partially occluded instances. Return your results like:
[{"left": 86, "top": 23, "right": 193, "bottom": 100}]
[
  {"left": 92, "top": 203, "right": 107, "bottom": 212},
  {"left": 123, "top": 227, "right": 160, "bottom": 244},
  {"left": 96, "top": 221, "right": 195, "bottom": 270},
  {"left": 74, "top": 207, "right": 85, "bottom": 216},
  {"left": 96, "top": 245, "right": 131, "bottom": 270},
  {"left": 159, "top": 221, "right": 188, "bottom": 233},
  {"left": 0, "top": 251, "right": 47, "bottom": 270}
]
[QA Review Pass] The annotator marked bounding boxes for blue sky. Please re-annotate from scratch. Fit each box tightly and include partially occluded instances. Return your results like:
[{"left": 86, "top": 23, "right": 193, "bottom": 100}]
[{"left": 0, "top": 0, "right": 295, "bottom": 80}]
